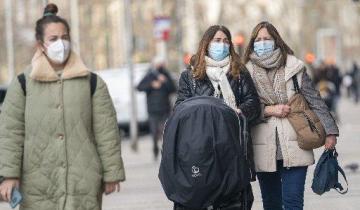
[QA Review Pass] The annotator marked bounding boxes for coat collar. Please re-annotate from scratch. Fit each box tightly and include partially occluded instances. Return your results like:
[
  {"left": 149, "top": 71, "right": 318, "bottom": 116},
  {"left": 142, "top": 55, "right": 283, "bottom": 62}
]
[
  {"left": 30, "top": 49, "right": 89, "bottom": 82},
  {"left": 284, "top": 55, "right": 305, "bottom": 82}
]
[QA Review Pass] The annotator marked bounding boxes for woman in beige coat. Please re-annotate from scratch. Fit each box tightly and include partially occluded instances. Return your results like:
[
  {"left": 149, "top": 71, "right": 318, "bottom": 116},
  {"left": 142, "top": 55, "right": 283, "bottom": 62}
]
[{"left": 243, "top": 21, "right": 339, "bottom": 210}]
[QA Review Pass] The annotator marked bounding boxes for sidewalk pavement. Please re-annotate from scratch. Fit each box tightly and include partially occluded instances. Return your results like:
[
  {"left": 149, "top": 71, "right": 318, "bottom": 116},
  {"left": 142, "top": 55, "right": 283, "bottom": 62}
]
[{"left": 0, "top": 98, "right": 359, "bottom": 210}]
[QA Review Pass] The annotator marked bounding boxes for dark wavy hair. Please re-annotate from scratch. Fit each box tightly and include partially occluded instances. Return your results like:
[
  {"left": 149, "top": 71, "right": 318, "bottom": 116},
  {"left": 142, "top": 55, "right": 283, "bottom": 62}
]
[
  {"left": 190, "top": 25, "right": 246, "bottom": 80},
  {"left": 243, "top": 21, "right": 294, "bottom": 67},
  {"left": 35, "top": 3, "right": 70, "bottom": 42}
]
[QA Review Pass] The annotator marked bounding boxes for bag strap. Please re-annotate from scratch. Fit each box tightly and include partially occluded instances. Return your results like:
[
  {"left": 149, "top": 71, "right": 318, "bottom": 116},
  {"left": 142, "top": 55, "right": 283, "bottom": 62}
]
[
  {"left": 17, "top": 73, "right": 26, "bottom": 96},
  {"left": 90, "top": 72, "right": 97, "bottom": 96},
  {"left": 332, "top": 149, "right": 348, "bottom": 194},
  {"left": 17, "top": 73, "right": 97, "bottom": 97},
  {"left": 292, "top": 75, "right": 300, "bottom": 93},
  {"left": 334, "top": 164, "right": 349, "bottom": 194}
]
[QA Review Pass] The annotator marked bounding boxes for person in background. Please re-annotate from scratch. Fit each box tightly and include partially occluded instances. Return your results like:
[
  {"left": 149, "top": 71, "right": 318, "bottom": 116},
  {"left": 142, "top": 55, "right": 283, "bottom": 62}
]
[
  {"left": 243, "top": 21, "right": 339, "bottom": 210},
  {"left": 137, "top": 57, "right": 176, "bottom": 160},
  {"left": 350, "top": 62, "right": 359, "bottom": 103},
  {"left": 0, "top": 4, "right": 125, "bottom": 210},
  {"left": 326, "top": 62, "right": 342, "bottom": 98}
]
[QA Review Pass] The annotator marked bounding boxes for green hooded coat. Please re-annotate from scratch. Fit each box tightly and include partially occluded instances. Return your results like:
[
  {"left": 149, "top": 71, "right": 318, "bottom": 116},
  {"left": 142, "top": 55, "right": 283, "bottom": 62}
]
[{"left": 0, "top": 50, "right": 125, "bottom": 210}]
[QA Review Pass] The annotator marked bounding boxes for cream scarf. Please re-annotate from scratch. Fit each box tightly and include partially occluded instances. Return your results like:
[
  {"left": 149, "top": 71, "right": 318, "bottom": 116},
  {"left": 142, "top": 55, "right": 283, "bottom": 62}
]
[{"left": 205, "top": 56, "right": 237, "bottom": 110}]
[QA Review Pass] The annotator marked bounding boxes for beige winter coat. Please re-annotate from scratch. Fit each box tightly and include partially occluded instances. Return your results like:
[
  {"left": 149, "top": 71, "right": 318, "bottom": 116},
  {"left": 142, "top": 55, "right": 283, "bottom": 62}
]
[{"left": 246, "top": 55, "right": 314, "bottom": 172}]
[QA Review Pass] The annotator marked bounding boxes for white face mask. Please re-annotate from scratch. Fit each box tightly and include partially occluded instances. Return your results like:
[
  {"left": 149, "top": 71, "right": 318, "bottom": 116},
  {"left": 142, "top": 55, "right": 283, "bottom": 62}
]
[{"left": 45, "top": 39, "right": 71, "bottom": 64}]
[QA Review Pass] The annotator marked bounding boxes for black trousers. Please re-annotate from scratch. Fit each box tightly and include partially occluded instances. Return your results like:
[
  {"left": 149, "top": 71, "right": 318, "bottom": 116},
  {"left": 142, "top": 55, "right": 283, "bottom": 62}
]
[{"left": 148, "top": 113, "right": 168, "bottom": 158}]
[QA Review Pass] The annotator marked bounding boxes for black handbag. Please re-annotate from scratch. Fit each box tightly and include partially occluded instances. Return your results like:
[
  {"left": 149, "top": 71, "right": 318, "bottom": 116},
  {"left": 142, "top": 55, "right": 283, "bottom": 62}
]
[{"left": 311, "top": 149, "right": 348, "bottom": 195}]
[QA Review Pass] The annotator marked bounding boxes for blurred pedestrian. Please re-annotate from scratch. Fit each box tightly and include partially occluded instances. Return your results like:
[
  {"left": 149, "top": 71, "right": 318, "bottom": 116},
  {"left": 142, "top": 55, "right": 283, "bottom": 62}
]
[
  {"left": 137, "top": 57, "right": 176, "bottom": 160},
  {"left": 343, "top": 72, "right": 353, "bottom": 98},
  {"left": 312, "top": 62, "right": 337, "bottom": 113},
  {"left": 325, "top": 63, "right": 342, "bottom": 113},
  {"left": 243, "top": 21, "right": 339, "bottom": 210},
  {"left": 326, "top": 63, "right": 342, "bottom": 97},
  {"left": 0, "top": 4, "right": 125, "bottom": 210},
  {"left": 175, "top": 25, "right": 261, "bottom": 210},
  {"left": 317, "top": 79, "right": 336, "bottom": 111},
  {"left": 350, "top": 62, "right": 359, "bottom": 103}
]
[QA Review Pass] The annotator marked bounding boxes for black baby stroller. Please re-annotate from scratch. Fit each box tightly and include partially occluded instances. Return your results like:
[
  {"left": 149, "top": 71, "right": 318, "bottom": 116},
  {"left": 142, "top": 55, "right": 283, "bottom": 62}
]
[{"left": 159, "top": 96, "right": 253, "bottom": 210}]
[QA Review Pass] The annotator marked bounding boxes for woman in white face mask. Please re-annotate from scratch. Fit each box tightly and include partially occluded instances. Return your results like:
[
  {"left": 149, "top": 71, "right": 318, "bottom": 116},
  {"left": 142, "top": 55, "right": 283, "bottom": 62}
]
[
  {"left": 243, "top": 21, "right": 339, "bottom": 210},
  {"left": 0, "top": 3, "right": 125, "bottom": 210},
  {"left": 37, "top": 9, "right": 71, "bottom": 72}
]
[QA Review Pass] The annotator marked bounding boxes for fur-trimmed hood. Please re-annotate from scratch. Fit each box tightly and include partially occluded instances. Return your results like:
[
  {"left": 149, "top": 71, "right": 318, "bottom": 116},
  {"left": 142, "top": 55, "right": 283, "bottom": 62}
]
[{"left": 30, "top": 49, "right": 89, "bottom": 82}]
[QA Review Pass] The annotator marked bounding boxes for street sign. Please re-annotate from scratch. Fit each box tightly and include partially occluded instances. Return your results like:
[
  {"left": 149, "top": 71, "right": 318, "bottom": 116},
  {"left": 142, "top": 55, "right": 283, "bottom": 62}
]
[{"left": 154, "top": 16, "right": 171, "bottom": 41}]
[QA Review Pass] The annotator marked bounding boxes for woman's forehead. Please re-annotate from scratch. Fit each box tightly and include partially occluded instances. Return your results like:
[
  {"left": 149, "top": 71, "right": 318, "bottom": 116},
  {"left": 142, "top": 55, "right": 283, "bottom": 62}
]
[
  {"left": 44, "top": 23, "right": 68, "bottom": 36},
  {"left": 213, "top": 30, "right": 228, "bottom": 39}
]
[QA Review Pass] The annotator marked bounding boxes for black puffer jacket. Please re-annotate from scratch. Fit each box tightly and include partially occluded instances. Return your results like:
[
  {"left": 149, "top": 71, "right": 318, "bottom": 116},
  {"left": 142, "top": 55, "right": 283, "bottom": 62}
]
[
  {"left": 137, "top": 68, "right": 176, "bottom": 115},
  {"left": 175, "top": 68, "right": 261, "bottom": 181}
]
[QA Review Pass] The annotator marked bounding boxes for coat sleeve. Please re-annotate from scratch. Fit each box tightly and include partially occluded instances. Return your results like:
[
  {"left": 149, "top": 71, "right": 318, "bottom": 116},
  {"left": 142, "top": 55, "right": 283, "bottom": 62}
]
[
  {"left": 0, "top": 78, "right": 25, "bottom": 178},
  {"left": 238, "top": 71, "right": 261, "bottom": 125},
  {"left": 174, "top": 70, "right": 193, "bottom": 107},
  {"left": 301, "top": 71, "right": 339, "bottom": 136},
  {"left": 92, "top": 77, "right": 125, "bottom": 182},
  {"left": 137, "top": 72, "right": 154, "bottom": 93}
]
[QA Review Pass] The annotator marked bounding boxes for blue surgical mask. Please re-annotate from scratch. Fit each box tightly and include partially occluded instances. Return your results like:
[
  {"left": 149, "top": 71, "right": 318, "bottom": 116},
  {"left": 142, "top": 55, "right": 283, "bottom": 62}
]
[
  {"left": 254, "top": 40, "right": 275, "bottom": 56},
  {"left": 208, "top": 42, "right": 230, "bottom": 61}
]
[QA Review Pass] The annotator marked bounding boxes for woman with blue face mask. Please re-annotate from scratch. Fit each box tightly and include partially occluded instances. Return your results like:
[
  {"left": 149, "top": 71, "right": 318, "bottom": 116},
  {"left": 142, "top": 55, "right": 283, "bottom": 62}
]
[
  {"left": 175, "top": 25, "right": 261, "bottom": 210},
  {"left": 243, "top": 21, "right": 339, "bottom": 210}
]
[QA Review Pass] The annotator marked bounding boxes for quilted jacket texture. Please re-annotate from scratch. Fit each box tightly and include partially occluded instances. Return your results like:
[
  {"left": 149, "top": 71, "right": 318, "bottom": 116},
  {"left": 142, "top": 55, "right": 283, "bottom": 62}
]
[{"left": 0, "top": 50, "right": 125, "bottom": 210}]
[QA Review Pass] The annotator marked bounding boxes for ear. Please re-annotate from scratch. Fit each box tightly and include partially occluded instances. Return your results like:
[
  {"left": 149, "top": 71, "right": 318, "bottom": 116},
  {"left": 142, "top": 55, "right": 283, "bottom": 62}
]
[{"left": 36, "top": 41, "right": 46, "bottom": 52}]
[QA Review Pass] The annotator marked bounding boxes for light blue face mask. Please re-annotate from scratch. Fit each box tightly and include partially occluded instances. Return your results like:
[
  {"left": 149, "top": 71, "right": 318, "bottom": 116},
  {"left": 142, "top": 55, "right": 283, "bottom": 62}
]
[
  {"left": 208, "top": 42, "right": 230, "bottom": 61},
  {"left": 253, "top": 40, "right": 275, "bottom": 56}
]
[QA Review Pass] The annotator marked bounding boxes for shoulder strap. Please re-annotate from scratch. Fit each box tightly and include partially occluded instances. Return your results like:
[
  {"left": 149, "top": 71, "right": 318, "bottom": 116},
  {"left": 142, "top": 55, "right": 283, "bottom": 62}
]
[
  {"left": 17, "top": 73, "right": 26, "bottom": 96},
  {"left": 334, "top": 165, "right": 348, "bottom": 194},
  {"left": 90, "top": 72, "right": 97, "bottom": 97},
  {"left": 292, "top": 75, "right": 300, "bottom": 93},
  {"left": 16, "top": 73, "right": 97, "bottom": 97},
  {"left": 332, "top": 150, "right": 348, "bottom": 194}
]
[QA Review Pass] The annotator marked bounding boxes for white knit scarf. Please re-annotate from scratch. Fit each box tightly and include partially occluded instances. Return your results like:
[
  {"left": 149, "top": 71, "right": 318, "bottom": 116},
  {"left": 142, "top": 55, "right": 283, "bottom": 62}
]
[{"left": 205, "top": 56, "right": 237, "bottom": 111}]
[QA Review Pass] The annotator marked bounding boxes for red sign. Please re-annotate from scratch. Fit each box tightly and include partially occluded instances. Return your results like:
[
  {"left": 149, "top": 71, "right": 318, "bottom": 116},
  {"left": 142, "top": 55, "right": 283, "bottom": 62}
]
[{"left": 154, "top": 16, "right": 171, "bottom": 41}]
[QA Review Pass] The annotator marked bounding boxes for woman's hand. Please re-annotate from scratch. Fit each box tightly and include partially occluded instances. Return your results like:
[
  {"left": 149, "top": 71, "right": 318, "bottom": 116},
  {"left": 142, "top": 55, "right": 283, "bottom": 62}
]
[
  {"left": 0, "top": 178, "right": 19, "bottom": 202},
  {"left": 264, "top": 104, "right": 291, "bottom": 118},
  {"left": 104, "top": 181, "right": 120, "bottom": 195},
  {"left": 325, "top": 135, "right": 337, "bottom": 150}
]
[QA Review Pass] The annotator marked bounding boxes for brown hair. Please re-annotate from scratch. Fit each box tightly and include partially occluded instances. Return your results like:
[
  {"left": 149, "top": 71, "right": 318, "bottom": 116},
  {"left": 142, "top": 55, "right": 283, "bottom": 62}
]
[
  {"left": 243, "top": 21, "right": 294, "bottom": 66},
  {"left": 191, "top": 25, "right": 245, "bottom": 80},
  {"left": 35, "top": 3, "right": 70, "bottom": 42}
]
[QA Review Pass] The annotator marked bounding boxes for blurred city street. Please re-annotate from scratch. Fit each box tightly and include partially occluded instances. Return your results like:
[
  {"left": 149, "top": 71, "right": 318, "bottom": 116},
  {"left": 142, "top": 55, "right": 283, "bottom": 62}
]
[
  {"left": 2, "top": 97, "right": 357, "bottom": 210},
  {"left": 0, "top": 0, "right": 360, "bottom": 210}
]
